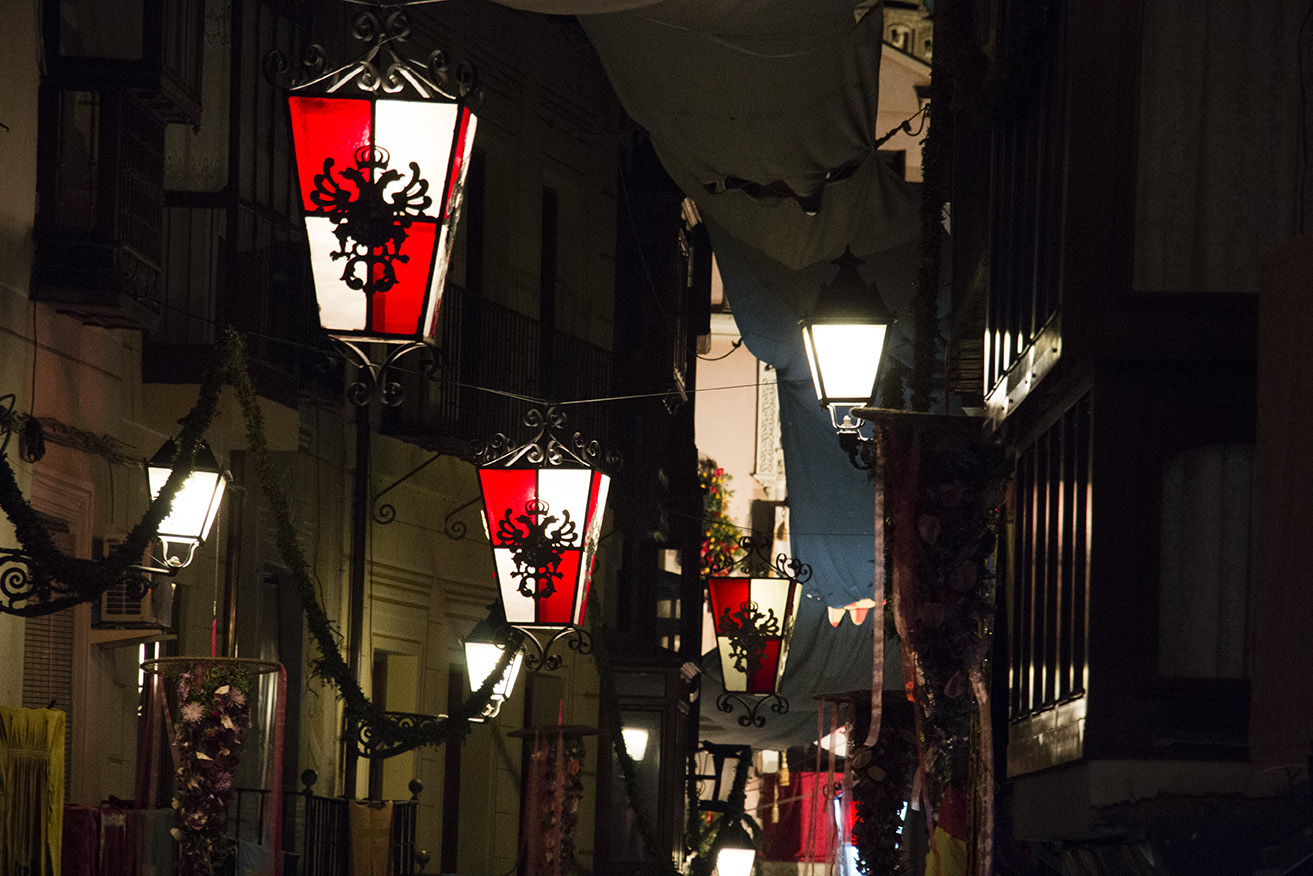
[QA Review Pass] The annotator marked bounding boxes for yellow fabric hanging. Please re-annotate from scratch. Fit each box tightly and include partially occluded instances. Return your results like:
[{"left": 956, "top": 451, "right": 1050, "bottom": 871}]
[
  {"left": 348, "top": 800, "right": 393, "bottom": 876},
  {"left": 0, "top": 706, "right": 66, "bottom": 876}
]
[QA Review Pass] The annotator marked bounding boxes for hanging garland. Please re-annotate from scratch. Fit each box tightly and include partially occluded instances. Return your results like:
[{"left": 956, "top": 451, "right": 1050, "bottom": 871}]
[
  {"left": 590, "top": 611, "right": 682, "bottom": 876},
  {"left": 0, "top": 359, "right": 220, "bottom": 617},
  {"left": 528, "top": 730, "right": 586, "bottom": 876},
  {"left": 903, "top": 427, "right": 1001, "bottom": 802},
  {"left": 879, "top": 416, "right": 1003, "bottom": 876},
  {"left": 220, "top": 329, "right": 514, "bottom": 753},
  {"left": 0, "top": 328, "right": 512, "bottom": 753},
  {"left": 0, "top": 328, "right": 703, "bottom": 853}
]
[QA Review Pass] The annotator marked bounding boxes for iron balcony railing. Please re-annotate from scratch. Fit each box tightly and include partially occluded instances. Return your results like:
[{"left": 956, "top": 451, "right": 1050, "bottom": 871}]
[
  {"left": 225, "top": 772, "right": 424, "bottom": 876},
  {"left": 384, "top": 283, "right": 614, "bottom": 451}
]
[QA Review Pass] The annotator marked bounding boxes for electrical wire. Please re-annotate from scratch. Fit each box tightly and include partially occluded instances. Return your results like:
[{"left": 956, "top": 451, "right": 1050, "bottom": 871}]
[
  {"left": 696, "top": 337, "right": 744, "bottom": 361},
  {"left": 131, "top": 273, "right": 828, "bottom": 409}
]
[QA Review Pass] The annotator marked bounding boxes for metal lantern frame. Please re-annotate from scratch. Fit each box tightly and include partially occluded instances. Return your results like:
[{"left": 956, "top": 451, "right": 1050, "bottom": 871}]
[
  {"left": 469, "top": 406, "right": 618, "bottom": 672},
  {"left": 464, "top": 607, "right": 526, "bottom": 721},
  {"left": 274, "top": 8, "right": 479, "bottom": 405},
  {"left": 800, "top": 247, "right": 896, "bottom": 436},
  {"left": 705, "top": 533, "right": 811, "bottom": 728},
  {"left": 0, "top": 401, "right": 231, "bottom": 616},
  {"left": 146, "top": 437, "right": 231, "bottom": 570}
]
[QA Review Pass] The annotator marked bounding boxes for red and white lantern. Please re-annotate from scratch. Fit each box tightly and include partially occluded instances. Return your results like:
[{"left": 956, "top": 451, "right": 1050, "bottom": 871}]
[
  {"left": 288, "top": 90, "right": 476, "bottom": 343},
  {"left": 478, "top": 466, "right": 610, "bottom": 628},
  {"left": 707, "top": 575, "right": 801, "bottom": 695}
]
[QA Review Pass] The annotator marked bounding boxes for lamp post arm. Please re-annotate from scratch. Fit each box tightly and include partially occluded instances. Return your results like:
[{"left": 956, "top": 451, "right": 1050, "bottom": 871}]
[{"left": 372, "top": 451, "right": 445, "bottom": 525}]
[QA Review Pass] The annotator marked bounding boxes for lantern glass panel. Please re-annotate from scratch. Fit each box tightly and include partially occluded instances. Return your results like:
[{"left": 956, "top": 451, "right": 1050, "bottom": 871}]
[
  {"left": 716, "top": 846, "right": 755, "bottom": 876},
  {"left": 707, "top": 576, "right": 800, "bottom": 695},
  {"left": 465, "top": 640, "right": 524, "bottom": 703},
  {"left": 802, "top": 322, "right": 887, "bottom": 408},
  {"left": 479, "top": 467, "right": 609, "bottom": 628},
  {"left": 147, "top": 442, "right": 228, "bottom": 568},
  {"left": 621, "top": 727, "right": 650, "bottom": 762},
  {"left": 288, "top": 93, "right": 473, "bottom": 344}
]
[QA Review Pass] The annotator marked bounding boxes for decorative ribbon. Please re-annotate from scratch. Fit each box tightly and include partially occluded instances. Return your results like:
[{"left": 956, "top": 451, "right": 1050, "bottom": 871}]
[
  {"left": 866, "top": 441, "right": 886, "bottom": 749},
  {"left": 969, "top": 666, "right": 993, "bottom": 876},
  {"left": 269, "top": 665, "right": 287, "bottom": 875}
]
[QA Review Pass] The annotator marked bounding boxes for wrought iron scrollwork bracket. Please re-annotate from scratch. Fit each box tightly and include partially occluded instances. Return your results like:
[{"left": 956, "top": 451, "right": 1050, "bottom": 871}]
[
  {"left": 838, "top": 428, "right": 877, "bottom": 471},
  {"left": 715, "top": 690, "right": 789, "bottom": 729},
  {"left": 332, "top": 338, "right": 436, "bottom": 408},
  {"left": 495, "top": 623, "right": 591, "bottom": 673},
  {"left": 372, "top": 465, "right": 487, "bottom": 541},
  {"left": 356, "top": 710, "right": 448, "bottom": 760},
  {"left": 468, "top": 405, "right": 620, "bottom": 476},
  {"left": 441, "top": 495, "right": 480, "bottom": 541},
  {"left": 0, "top": 547, "right": 172, "bottom": 618},
  {"left": 372, "top": 451, "right": 444, "bottom": 524},
  {"left": 264, "top": 7, "right": 478, "bottom": 104}
]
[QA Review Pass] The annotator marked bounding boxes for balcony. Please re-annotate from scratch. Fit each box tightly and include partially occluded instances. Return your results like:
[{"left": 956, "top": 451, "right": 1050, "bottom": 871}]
[
  {"left": 383, "top": 284, "right": 614, "bottom": 451},
  {"left": 32, "top": 88, "right": 166, "bottom": 330},
  {"left": 42, "top": 0, "right": 205, "bottom": 126}
]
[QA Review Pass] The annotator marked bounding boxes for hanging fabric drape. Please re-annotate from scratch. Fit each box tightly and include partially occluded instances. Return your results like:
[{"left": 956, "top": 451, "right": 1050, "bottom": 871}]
[
  {"left": 348, "top": 801, "right": 393, "bottom": 876},
  {"left": 0, "top": 706, "right": 65, "bottom": 876}
]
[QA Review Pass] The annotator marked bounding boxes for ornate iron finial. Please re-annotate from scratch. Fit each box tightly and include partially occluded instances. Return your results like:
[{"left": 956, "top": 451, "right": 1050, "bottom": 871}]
[
  {"left": 265, "top": 9, "right": 477, "bottom": 102},
  {"left": 704, "top": 532, "right": 813, "bottom": 584},
  {"left": 468, "top": 405, "right": 619, "bottom": 475}
]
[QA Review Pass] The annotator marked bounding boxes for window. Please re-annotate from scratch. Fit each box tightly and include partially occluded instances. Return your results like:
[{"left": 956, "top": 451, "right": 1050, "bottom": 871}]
[
  {"left": 1158, "top": 444, "right": 1252, "bottom": 678},
  {"left": 1010, "top": 394, "right": 1090, "bottom": 720}
]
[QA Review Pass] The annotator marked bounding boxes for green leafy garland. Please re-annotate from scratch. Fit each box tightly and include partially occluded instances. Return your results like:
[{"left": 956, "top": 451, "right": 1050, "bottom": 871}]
[
  {"left": 0, "top": 363, "right": 219, "bottom": 617},
  {"left": 0, "top": 329, "right": 512, "bottom": 751},
  {"left": 0, "top": 328, "right": 702, "bottom": 851},
  {"left": 219, "top": 329, "right": 513, "bottom": 752},
  {"left": 591, "top": 615, "right": 682, "bottom": 876}
]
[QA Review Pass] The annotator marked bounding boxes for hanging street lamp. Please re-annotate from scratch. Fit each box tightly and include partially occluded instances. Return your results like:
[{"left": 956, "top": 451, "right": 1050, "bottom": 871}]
[
  {"left": 687, "top": 742, "right": 756, "bottom": 876},
  {"left": 470, "top": 406, "right": 616, "bottom": 671},
  {"left": 276, "top": 7, "right": 479, "bottom": 402},
  {"left": 705, "top": 533, "right": 810, "bottom": 727},
  {"left": 463, "top": 605, "right": 526, "bottom": 721},
  {"left": 146, "top": 437, "right": 231, "bottom": 570},
  {"left": 0, "top": 411, "right": 231, "bottom": 617},
  {"left": 800, "top": 247, "right": 896, "bottom": 467},
  {"left": 270, "top": 9, "right": 480, "bottom": 792},
  {"left": 714, "top": 819, "right": 758, "bottom": 876}
]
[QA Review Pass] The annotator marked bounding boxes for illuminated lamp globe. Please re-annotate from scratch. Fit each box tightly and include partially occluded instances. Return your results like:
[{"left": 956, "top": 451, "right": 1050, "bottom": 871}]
[
  {"left": 800, "top": 247, "right": 896, "bottom": 432},
  {"left": 463, "top": 612, "right": 525, "bottom": 721},
  {"left": 715, "top": 819, "right": 756, "bottom": 876},
  {"left": 146, "top": 438, "right": 230, "bottom": 569}
]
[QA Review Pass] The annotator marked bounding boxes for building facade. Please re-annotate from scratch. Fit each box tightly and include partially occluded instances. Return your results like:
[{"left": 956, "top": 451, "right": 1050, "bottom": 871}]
[
  {"left": 939, "top": 0, "right": 1313, "bottom": 870},
  {"left": 1, "top": 1, "right": 703, "bottom": 873}
]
